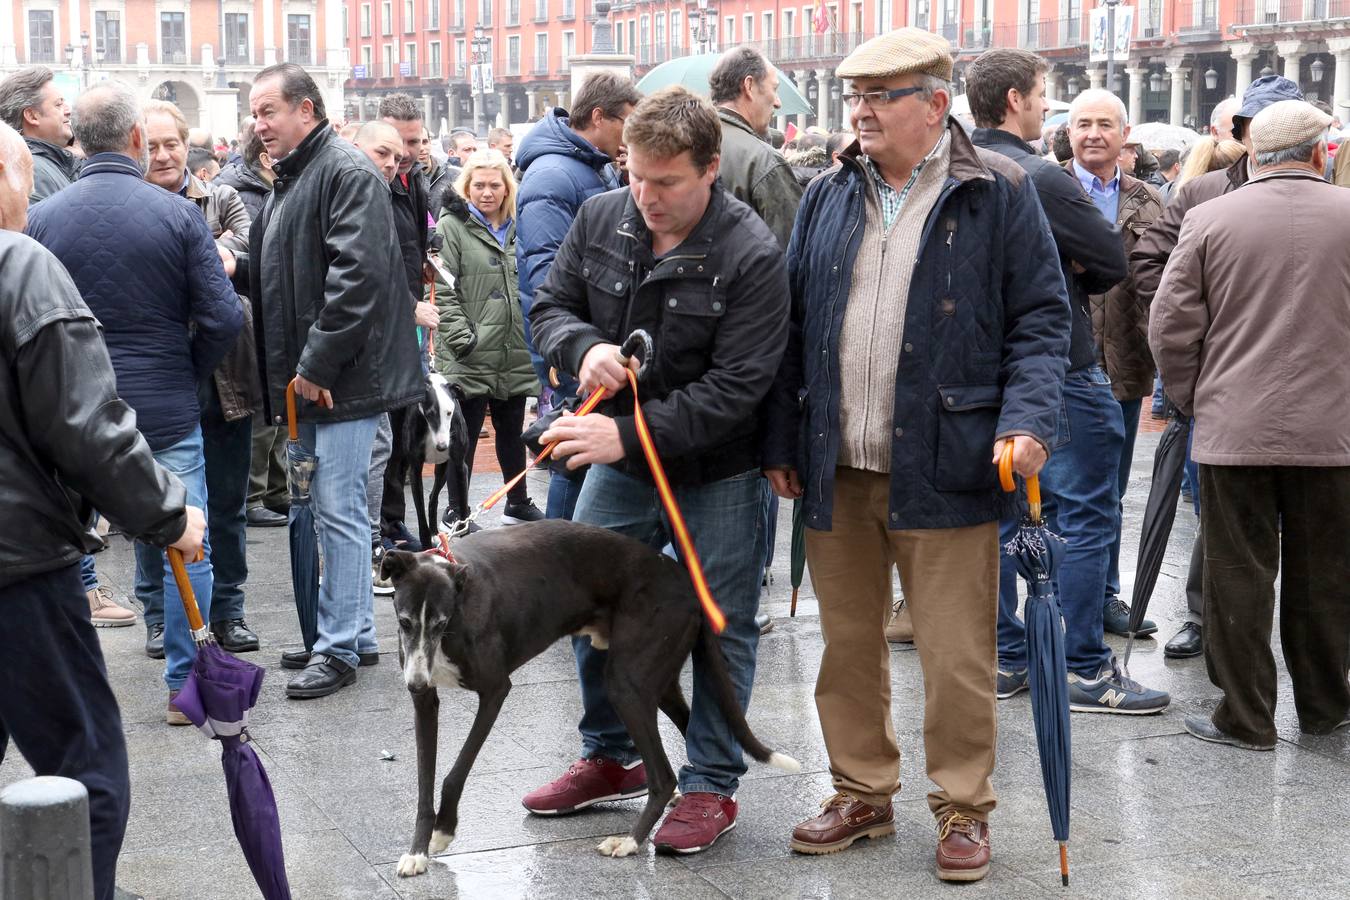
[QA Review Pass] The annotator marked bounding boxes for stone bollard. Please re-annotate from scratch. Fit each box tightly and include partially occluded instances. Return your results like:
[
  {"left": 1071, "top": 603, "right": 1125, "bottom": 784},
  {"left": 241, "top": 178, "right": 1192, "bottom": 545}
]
[{"left": 0, "top": 776, "right": 95, "bottom": 900}]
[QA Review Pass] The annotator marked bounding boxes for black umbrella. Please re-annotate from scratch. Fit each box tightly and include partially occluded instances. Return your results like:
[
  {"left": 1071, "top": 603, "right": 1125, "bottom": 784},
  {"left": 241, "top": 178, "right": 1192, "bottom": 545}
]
[
  {"left": 999, "top": 445, "right": 1072, "bottom": 886},
  {"left": 1123, "top": 406, "right": 1192, "bottom": 670},
  {"left": 284, "top": 379, "right": 328, "bottom": 653},
  {"left": 789, "top": 499, "right": 805, "bottom": 617}
]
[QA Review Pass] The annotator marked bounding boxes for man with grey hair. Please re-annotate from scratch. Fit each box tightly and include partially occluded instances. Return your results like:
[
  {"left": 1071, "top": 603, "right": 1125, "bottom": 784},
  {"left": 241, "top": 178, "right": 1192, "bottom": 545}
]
[
  {"left": 708, "top": 45, "right": 802, "bottom": 248},
  {"left": 25, "top": 81, "right": 243, "bottom": 725},
  {"left": 1210, "top": 95, "right": 1240, "bottom": 140},
  {"left": 1151, "top": 99, "right": 1350, "bottom": 752},
  {"left": 0, "top": 65, "right": 75, "bottom": 202}
]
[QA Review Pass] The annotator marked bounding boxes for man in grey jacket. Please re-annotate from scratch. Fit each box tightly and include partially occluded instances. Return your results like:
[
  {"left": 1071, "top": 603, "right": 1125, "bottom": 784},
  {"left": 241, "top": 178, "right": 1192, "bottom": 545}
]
[{"left": 0, "top": 66, "right": 75, "bottom": 203}]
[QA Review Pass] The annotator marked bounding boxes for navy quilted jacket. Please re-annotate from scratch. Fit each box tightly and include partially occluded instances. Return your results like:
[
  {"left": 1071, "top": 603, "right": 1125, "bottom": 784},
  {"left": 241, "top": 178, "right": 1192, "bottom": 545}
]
[
  {"left": 762, "top": 122, "right": 1071, "bottom": 531},
  {"left": 26, "top": 153, "right": 243, "bottom": 451}
]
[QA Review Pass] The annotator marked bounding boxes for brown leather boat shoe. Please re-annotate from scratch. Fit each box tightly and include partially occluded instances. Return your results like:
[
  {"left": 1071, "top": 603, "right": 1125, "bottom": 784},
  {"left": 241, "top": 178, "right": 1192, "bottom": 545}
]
[
  {"left": 936, "top": 811, "right": 990, "bottom": 882},
  {"left": 789, "top": 792, "right": 895, "bottom": 855}
]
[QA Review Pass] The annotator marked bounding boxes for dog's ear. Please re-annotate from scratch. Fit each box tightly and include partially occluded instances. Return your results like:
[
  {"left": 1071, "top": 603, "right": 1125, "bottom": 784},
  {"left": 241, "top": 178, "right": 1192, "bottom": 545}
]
[
  {"left": 447, "top": 561, "right": 469, "bottom": 593},
  {"left": 380, "top": 549, "right": 419, "bottom": 583}
]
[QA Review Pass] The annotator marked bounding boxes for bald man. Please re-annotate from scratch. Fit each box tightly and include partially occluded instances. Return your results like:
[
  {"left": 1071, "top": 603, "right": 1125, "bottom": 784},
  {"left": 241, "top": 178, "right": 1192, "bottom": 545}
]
[
  {"left": 353, "top": 120, "right": 402, "bottom": 183},
  {"left": 0, "top": 123, "right": 31, "bottom": 230}
]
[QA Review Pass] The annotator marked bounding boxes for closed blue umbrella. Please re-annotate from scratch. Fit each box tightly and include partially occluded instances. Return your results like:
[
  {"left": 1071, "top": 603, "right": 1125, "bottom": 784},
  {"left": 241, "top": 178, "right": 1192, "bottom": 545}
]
[
  {"left": 285, "top": 379, "right": 322, "bottom": 652},
  {"left": 999, "top": 445, "right": 1072, "bottom": 887}
]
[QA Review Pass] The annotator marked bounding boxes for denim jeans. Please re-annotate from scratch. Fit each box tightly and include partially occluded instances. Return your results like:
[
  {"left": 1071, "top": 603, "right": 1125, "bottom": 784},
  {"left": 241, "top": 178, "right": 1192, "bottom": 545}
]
[
  {"left": 571, "top": 463, "right": 768, "bottom": 796},
  {"left": 133, "top": 427, "right": 213, "bottom": 690},
  {"left": 201, "top": 388, "right": 252, "bottom": 622},
  {"left": 301, "top": 415, "right": 381, "bottom": 667},
  {"left": 1105, "top": 396, "right": 1142, "bottom": 601},
  {"left": 369, "top": 413, "right": 393, "bottom": 546},
  {"left": 998, "top": 366, "right": 1121, "bottom": 678},
  {"left": 546, "top": 469, "right": 585, "bottom": 520},
  {"left": 79, "top": 552, "right": 98, "bottom": 591}
]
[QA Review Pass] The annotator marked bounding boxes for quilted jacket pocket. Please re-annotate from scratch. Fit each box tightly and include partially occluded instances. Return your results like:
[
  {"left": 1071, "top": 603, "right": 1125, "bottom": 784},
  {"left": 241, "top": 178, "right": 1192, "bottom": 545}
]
[{"left": 935, "top": 383, "right": 1002, "bottom": 492}]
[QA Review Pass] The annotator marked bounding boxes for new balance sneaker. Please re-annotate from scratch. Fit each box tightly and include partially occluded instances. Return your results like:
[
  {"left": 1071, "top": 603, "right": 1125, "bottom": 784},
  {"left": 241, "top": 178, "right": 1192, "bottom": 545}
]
[
  {"left": 521, "top": 757, "right": 647, "bottom": 815},
  {"left": 653, "top": 792, "right": 738, "bottom": 854},
  {"left": 501, "top": 499, "right": 545, "bottom": 525},
  {"left": 1068, "top": 662, "right": 1169, "bottom": 714},
  {"left": 1103, "top": 596, "right": 1156, "bottom": 637},
  {"left": 996, "top": 667, "right": 1029, "bottom": 700},
  {"left": 372, "top": 545, "right": 395, "bottom": 596}
]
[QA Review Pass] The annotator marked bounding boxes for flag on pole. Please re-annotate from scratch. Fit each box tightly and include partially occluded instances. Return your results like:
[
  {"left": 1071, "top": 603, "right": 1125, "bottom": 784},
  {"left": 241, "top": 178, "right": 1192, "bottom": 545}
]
[
  {"left": 813, "top": 3, "right": 831, "bottom": 34},
  {"left": 784, "top": 121, "right": 799, "bottom": 142}
]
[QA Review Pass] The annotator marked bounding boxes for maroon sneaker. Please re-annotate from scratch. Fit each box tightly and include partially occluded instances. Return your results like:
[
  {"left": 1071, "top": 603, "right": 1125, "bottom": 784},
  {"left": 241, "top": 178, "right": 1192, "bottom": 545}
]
[
  {"left": 652, "top": 792, "right": 737, "bottom": 854},
  {"left": 521, "top": 757, "right": 647, "bottom": 815}
]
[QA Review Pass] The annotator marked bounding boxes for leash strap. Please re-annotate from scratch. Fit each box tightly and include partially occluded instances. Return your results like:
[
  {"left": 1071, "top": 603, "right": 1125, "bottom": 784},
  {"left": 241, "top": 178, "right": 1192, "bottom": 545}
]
[{"left": 459, "top": 373, "right": 728, "bottom": 634}]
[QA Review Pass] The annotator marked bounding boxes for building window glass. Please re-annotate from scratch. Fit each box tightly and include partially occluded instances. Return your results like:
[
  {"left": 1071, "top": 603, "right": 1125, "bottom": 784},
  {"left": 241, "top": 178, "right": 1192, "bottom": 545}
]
[
  {"left": 160, "top": 12, "right": 186, "bottom": 65},
  {"left": 288, "top": 15, "right": 312, "bottom": 63}
]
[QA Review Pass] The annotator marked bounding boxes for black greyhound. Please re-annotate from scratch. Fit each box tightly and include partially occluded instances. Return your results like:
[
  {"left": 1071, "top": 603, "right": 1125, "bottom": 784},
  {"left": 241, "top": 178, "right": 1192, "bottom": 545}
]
[
  {"left": 382, "top": 519, "right": 799, "bottom": 876},
  {"left": 400, "top": 373, "right": 471, "bottom": 550}
]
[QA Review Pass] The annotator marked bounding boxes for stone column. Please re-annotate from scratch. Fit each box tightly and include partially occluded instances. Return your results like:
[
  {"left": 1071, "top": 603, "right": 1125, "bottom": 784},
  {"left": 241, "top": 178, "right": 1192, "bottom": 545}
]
[
  {"left": 205, "top": 86, "right": 241, "bottom": 136},
  {"left": 525, "top": 88, "right": 538, "bottom": 119},
  {"left": 1126, "top": 67, "right": 1147, "bottom": 125},
  {"left": 1167, "top": 63, "right": 1188, "bottom": 125},
  {"left": 0, "top": 0, "right": 15, "bottom": 67},
  {"left": 1328, "top": 38, "right": 1350, "bottom": 115},
  {"left": 1277, "top": 40, "right": 1305, "bottom": 83},
  {"left": 1230, "top": 42, "right": 1259, "bottom": 99},
  {"left": 263, "top": 1, "right": 277, "bottom": 66},
  {"left": 816, "top": 67, "right": 830, "bottom": 128},
  {"left": 1044, "top": 64, "right": 1058, "bottom": 101},
  {"left": 798, "top": 70, "right": 811, "bottom": 130},
  {"left": 1088, "top": 66, "right": 1104, "bottom": 90}
]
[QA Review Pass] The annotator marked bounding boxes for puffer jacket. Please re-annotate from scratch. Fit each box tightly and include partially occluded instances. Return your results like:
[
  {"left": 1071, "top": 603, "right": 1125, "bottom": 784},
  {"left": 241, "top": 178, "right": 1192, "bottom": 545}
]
[
  {"left": 515, "top": 109, "right": 617, "bottom": 377},
  {"left": 26, "top": 136, "right": 76, "bottom": 203},
  {"left": 423, "top": 160, "right": 458, "bottom": 220},
  {"left": 433, "top": 194, "right": 535, "bottom": 399},
  {"left": 716, "top": 107, "right": 804, "bottom": 248},
  {"left": 1064, "top": 163, "right": 1162, "bottom": 401},
  {"left": 233, "top": 122, "right": 423, "bottom": 425},
  {"left": 0, "top": 231, "right": 187, "bottom": 587},
  {"left": 763, "top": 122, "right": 1072, "bottom": 532},
  {"left": 182, "top": 172, "right": 263, "bottom": 421},
  {"left": 213, "top": 160, "right": 273, "bottom": 221}
]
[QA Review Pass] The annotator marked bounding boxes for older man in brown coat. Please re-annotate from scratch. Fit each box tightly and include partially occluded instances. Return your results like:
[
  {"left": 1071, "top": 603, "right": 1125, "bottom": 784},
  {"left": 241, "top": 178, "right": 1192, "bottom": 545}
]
[{"left": 1150, "top": 99, "right": 1350, "bottom": 752}]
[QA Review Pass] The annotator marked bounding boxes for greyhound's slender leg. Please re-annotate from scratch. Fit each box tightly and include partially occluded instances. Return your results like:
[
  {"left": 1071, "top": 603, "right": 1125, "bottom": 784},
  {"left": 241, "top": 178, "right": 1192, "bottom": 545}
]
[
  {"left": 409, "top": 461, "right": 431, "bottom": 550},
  {"left": 428, "top": 463, "right": 447, "bottom": 533},
  {"left": 429, "top": 679, "right": 511, "bottom": 852},
  {"left": 396, "top": 687, "right": 440, "bottom": 877},
  {"left": 598, "top": 678, "right": 676, "bottom": 857},
  {"left": 658, "top": 683, "right": 691, "bottom": 737}
]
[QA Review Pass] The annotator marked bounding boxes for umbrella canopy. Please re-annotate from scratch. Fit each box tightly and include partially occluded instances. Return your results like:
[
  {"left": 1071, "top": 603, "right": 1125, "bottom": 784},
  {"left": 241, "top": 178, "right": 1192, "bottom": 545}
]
[
  {"left": 949, "top": 94, "right": 1071, "bottom": 118},
  {"left": 167, "top": 550, "right": 292, "bottom": 900},
  {"left": 1127, "top": 122, "right": 1199, "bottom": 153},
  {"left": 789, "top": 499, "right": 806, "bottom": 617},
  {"left": 1123, "top": 410, "right": 1193, "bottom": 669},
  {"left": 999, "top": 446, "right": 1072, "bottom": 886},
  {"left": 636, "top": 54, "right": 813, "bottom": 116},
  {"left": 285, "top": 379, "right": 320, "bottom": 652}
]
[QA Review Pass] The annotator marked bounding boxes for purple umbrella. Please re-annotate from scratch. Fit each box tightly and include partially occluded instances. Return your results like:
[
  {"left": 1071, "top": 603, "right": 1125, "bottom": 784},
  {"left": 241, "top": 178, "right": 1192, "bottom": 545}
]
[{"left": 168, "top": 549, "right": 292, "bottom": 900}]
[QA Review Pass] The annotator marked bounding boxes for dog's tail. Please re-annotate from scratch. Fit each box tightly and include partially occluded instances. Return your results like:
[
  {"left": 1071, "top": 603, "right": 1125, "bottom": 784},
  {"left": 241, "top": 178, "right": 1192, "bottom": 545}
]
[{"left": 698, "top": 619, "right": 801, "bottom": 774}]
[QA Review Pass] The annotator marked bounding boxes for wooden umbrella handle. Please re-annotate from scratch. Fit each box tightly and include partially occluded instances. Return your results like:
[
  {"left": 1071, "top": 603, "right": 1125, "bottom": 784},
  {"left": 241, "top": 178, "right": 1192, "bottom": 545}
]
[
  {"left": 286, "top": 376, "right": 333, "bottom": 441},
  {"left": 167, "top": 547, "right": 206, "bottom": 634},
  {"left": 998, "top": 441, "right": 1042, "bottom": 523}
]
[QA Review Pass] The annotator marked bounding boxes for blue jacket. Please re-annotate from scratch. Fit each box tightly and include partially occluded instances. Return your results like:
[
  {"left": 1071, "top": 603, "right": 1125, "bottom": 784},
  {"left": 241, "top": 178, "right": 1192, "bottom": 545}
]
[
  {"left": 763, "top": 123, "right": 1071, "bottom": 531},
  {"left": 26, "top": 153, "right": 243, "bottom": 451},
  {"left": 515, "top": 108, "right": 616, "bottom": 378}
]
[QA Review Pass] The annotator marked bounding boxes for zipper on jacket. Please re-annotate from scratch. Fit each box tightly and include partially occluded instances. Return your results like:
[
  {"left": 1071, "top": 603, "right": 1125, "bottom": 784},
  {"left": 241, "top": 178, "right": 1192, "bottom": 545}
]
[{"left": 815, "top": 186, "right": 865, "bottom": 510}]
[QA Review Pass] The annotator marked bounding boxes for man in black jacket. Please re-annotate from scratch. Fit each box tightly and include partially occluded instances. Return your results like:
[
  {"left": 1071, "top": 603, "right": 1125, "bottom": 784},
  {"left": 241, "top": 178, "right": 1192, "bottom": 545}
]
[
  {"left": 240, "top": 64, "right": 423, "bottom": 699},
  {"left": 527, "top": 87, "right": 787, "bottom": 855},
  {"left": 0, "top": 123, "right": 206, "bottom": 900},
  {"left": 966, "top": 50, "right": 1168, "bottom": 714}
]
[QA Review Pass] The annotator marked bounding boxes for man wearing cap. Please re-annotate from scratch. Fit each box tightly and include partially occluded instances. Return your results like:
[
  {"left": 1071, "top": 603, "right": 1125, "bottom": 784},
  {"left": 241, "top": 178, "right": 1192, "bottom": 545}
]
[
  {"left": 1150, "top": 99, "right": 1350, "bottom": 751},
  {"left": 1132, "top": 74, "right": 1305, "bottom": 659},
  {"left": 764, "top": 29, "right": 1071, "bottom": 880}
]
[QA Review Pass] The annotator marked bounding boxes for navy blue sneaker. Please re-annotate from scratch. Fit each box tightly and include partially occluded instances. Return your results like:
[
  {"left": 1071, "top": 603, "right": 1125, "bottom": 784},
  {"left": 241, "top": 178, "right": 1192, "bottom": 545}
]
[
  {"left": 1103, "top": 596, "right": 1156, "bottom": 637},
  {"left": 996, "top": 668, "right": 1029, "bottom": 700},
  {"left": 1068, "top": 662, "right": 1169, "bottom": 715},
  {"left": 384, "top": 519, "right": 423, "bottom": 551}
]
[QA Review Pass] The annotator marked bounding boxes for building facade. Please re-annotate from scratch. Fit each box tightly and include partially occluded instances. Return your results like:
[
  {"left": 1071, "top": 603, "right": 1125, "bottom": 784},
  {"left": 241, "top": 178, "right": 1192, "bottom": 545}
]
[{"left": 1, "top": 0, "right": 349, "bottom": 141}]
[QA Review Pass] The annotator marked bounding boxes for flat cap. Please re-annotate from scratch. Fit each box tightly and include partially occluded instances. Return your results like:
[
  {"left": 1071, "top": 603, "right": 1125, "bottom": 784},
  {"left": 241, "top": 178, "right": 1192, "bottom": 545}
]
[
  {"left": 1250, "top": 99, "right": 1331, "bottom": 155},
  {"left": 836, "top": 28, "right": 954, "bottom": 82}
]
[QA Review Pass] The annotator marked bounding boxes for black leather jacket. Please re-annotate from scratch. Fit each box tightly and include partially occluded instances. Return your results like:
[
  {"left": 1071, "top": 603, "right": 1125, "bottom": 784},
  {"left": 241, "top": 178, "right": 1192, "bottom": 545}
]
[
  {"left": 234, "top": 122, "right": 423, "bottom": 424},
  {"left": 0, "top": 232, "right": 187, "bottom": 588}
]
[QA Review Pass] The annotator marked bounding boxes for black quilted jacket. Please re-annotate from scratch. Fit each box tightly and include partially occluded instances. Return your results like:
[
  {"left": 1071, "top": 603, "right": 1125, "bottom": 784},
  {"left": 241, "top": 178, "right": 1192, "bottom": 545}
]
[{"left": 763, "top": 121, "right": 1072, "bottom": 531}]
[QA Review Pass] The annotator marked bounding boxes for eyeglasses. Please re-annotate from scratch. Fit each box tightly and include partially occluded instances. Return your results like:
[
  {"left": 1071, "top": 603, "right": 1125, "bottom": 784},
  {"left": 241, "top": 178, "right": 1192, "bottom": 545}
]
[{"left": 841, "top": 85, "right": 927, "bottom": 110}]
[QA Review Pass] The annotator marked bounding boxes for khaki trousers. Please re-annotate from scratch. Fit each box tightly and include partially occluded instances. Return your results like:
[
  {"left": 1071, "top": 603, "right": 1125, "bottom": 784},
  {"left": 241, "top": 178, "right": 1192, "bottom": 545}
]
[{"left": 805, "top": 467, "right": 999, "bottom": 820}]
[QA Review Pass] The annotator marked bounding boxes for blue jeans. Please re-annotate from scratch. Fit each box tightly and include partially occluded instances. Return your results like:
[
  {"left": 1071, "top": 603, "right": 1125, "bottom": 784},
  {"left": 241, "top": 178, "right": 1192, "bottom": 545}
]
[
  {"left": 546, "top": 469, "right": 585, "bottom": 520},
  {"left": 201, "top": 388, "right": 252, "bottom": 622},
  {"left": 302, "top": 415, "right": 380, "bottom": 667},
  {"left": 79, "top": 552, "right": 98, "bottom": 591},
  {"left": 133, "top": 428, "right": 213, "bottom": 690},
  {"left": 571, "top": 464, "right": 768, "bottom": 796},
  {"left": 1105, "top": 396, "right": 1142, "bottom": 601},
  {"left": 998, "top": 366, "right": 1121, "bottom": 679}
]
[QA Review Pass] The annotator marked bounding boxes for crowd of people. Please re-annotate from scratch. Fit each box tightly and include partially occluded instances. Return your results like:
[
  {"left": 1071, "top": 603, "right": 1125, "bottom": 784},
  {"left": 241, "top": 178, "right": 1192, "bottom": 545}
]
[{"left": 1, "top": 22, "right": 1348, "bottom": 899}]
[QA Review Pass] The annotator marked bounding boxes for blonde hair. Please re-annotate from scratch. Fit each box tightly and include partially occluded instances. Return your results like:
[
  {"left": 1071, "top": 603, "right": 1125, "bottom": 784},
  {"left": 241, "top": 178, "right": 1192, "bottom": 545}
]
[
  {"left": 141, "top": 99, "right": 189, "bottom": 142},
  {"left": 454, "top": 148, "right": 517, "bottom": 222},
  {"left": 1177, "top": 137, "right": 1246, "bottom": 187}
]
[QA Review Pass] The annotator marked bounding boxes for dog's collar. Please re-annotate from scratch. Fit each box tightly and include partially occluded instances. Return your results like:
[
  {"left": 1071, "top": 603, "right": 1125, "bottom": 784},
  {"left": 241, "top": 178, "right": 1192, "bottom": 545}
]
[{"left": 425, "top": 533, "right": 458, "bottom": 563}]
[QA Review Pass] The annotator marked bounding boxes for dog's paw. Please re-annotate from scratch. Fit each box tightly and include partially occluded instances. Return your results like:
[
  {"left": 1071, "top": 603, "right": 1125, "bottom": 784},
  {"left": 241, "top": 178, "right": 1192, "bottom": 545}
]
[
  {"left": 396, "top": 853, "right": 429, "bottom": 877},
  {"left": 428, "top": 829, "right": 455, "bottom": 854},
  {"left": 596, "top": 835, "right": 640, "bottom": 858}
]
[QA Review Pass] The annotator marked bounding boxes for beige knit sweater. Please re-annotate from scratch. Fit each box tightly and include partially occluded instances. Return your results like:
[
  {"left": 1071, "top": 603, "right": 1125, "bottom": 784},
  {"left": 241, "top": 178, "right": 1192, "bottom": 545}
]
[{"left": 836, "top": 140, "right": 952, "bottom": 473}]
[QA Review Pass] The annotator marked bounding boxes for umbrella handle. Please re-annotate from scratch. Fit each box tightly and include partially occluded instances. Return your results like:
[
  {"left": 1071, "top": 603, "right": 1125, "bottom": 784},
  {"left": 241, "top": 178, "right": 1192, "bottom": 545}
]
[
  {"left": 167, "top": 547, "right": 208, "bottom": 636},
  {"left": 998, "top": 442, "right": 1042, "bottom": 523},
  {"left": 286, "top": 377, "right": 333, "bottom": 441}
]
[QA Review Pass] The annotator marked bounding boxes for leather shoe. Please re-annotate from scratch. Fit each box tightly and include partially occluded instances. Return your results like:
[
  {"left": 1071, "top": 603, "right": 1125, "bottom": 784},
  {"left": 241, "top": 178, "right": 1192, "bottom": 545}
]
[
  {"left": 936, "top": 811, "right": 991, "bottom": 882},
  {"left": 755, "top": 612, "right": 773, "bottom": 635},
  {"left": 285, "top": 653, "right": 357, "bottom": 699},
  {"left": 211, "top": 619, "right": 260, "bottom": 652},
  {"left": 145, "top": 623, "right": 165, "bottom": 660},
  {"left": 281, "top": 649, "right": 380, "bottom": 669},
  {"left": 1183, "top": 714, "right": 1275, "bottom": 751},
  {"left": 1103, "top": 596, "right": 1156, "bottom": 637},
  {"left": 246, "top": 506, "right": 288, "bottom": 527},
  {"left": 1164, "top": 622, "right": 1203, "bottom": 659},
  {"left": 167, "top": 690, "right": 191, "bottom": 726},
  {"left": 790, "top": 792, "right": 895, "bottom": 854}
]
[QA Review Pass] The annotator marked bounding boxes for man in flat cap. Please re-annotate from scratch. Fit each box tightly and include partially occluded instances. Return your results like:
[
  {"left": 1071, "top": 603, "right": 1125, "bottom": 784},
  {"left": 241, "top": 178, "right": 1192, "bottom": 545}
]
[
  {"left": 764, "top": 27, "right": 1071, "bottom": 879},
  {"left": 1151, "top": 99, "right": 1350, "bottom": 752}
]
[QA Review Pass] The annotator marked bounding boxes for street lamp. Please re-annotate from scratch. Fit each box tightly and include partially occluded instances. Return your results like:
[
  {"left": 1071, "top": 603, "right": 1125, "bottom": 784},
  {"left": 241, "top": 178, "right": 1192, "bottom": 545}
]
[
  {"left": 1149, "top": 70, "right": 1163, "bottom": 93},
  {"left": 692, "top": 0, "right": 718, "bottom": 54},
  {"left": 1311, "top": 58, "right": 1325, "bottom": 82},
  {"left": 471, "top": 23, "right": 490, "bottom": 134},
  {"left": 1204, "top": 66, "right": 1218, "bottom": 91},
  {"left": 1067, "top": 75, "right": 1081, "bottom": 95}
]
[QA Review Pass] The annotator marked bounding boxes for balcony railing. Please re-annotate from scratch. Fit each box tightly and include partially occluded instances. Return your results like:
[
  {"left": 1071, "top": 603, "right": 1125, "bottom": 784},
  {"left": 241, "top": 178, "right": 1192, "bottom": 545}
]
[
  {"left": 560, "top": 0, "right": 576, "bottom": 17},
  {"left": 634, "top": 43, "right": 697, "bottom": 67},
  {"left": 1137, "top": 4, "right": 1165, "bottom": 37},
  {"left": 1007, "top": 16, "right": 1086, "bottom": 50},
  {"left": 939, "top": 22, "right": 959, "bottom": 42},
  {"left": 162, "top": 49, "right": 188, "bottom": 64},
  {"left": 425, "top": 61, "right": 443, "bottom": 77},
  {"left": 736, "top": 32, "right": 876, "bottom": 66},
  {"left": 1175, "top": 0, "right": 1220, "bottom": 32},
  {"left": 532, "top": 53, "right": 550, "bottom": 73},
  {"left": 1234, "top": 0, "right": 1350, "bottom": 22}
]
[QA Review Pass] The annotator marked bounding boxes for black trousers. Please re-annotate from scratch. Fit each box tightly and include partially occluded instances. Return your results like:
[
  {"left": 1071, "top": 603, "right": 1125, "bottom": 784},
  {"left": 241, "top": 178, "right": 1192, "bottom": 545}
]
[
  {"left": 446, "top": 395, "right": 530, "bottom": 516},
  {"left": 0, "top": 564, "right": 130, "bottom": 900},
  {"left": 1200, "top": 464, "right": 1350, "bottom": 744},
  {"left": 380, "top": 405, "right": 410, "bottom": 531}
]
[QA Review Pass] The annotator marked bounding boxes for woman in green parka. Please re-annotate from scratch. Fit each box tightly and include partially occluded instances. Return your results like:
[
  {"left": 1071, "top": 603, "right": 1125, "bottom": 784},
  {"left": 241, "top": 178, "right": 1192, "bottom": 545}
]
[{"left": 433, "top": 149, "right": 542, "bottom": 525}]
